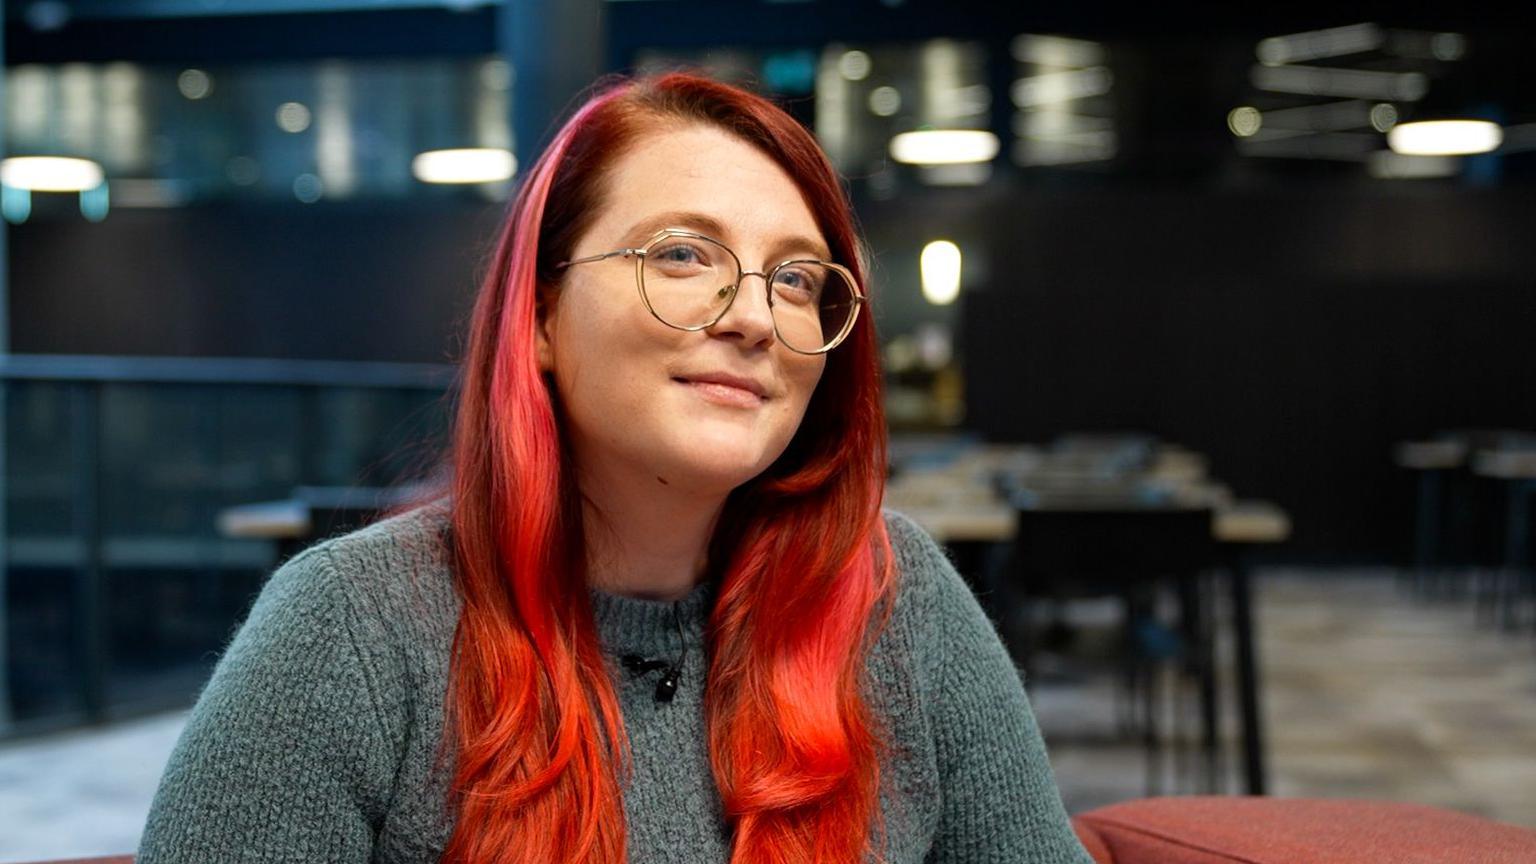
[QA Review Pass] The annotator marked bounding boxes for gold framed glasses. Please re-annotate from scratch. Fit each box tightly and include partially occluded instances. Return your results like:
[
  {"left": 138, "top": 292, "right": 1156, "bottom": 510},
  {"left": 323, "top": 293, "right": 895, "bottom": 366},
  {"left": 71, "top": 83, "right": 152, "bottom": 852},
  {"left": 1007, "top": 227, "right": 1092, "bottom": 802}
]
[{"left": 554, "top": 228, "right": 865, "bottom": 355}]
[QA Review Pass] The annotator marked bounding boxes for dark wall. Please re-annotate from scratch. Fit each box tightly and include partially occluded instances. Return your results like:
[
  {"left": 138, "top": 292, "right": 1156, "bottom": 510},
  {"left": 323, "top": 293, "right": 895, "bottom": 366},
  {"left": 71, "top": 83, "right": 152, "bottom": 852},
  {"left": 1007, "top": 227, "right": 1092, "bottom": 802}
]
[
  {"left": 11, "top": 186, "right": 1536, "bottom": 561},
  {"left": 10, "top": 200, "right": 502, "bottom": 363},
  {"left": 957, "top": 187, "right": 1536, "bottom": 561}
]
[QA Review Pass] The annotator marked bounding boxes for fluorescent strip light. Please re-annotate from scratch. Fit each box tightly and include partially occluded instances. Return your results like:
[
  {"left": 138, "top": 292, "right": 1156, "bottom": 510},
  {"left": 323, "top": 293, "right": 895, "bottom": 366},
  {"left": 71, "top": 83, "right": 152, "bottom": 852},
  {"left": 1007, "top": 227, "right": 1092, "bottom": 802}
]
[
  {"left": 1014, "top": 138, "right": 1118, "bottom": 166},
  {"left": 411, "top": 148, "right": 516, "bottom": 184},
  {"left": 1387, "top": 120, "right": 1503, "bottom": 156},
  {"left": 1384, "top": 30, "right": 1467, "bottom": 62},
  {"left": 1014, "top": 112, "right": 1114, "bottom": 137},
  {"left": 1, "top": 156, "right": 104, "bottom": 192},
  {"left": 1011, "top": 34, "right": 1105, "bottom": 67},
  {"left": 1257, "top": 100, "right": 1373, "bottom": 132},
  {"left": 889, "top": 130, "right": 999, "bottom": 165},
  {"left": 1011, "top": 67, "right": 1113, "bottom": 107},
  {"left": 1021, "top": 128, "right": 1117, "bottom": 149},
  {"left": 1251, "top": 65, "right": 1426, "bottom": 101},
  {"left": 1256, "top": 23, "right": 1383, "bottom": 65}
]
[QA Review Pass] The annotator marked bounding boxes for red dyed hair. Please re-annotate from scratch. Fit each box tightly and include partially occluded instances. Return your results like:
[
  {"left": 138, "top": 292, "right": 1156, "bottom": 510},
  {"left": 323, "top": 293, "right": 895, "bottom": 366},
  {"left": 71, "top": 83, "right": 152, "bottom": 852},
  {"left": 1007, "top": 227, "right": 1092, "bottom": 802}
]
[{"left": 416, "top": 72, "right": 895, "bottom": 864}]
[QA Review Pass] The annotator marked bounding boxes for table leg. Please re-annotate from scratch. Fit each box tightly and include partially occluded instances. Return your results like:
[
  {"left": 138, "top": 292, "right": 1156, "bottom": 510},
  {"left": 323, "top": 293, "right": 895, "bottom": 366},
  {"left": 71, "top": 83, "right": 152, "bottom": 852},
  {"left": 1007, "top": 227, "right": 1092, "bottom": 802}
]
[
  {"left": 1229, "top": 556, "right": 1268, "bottom": 795},
  {"left": 1197, "top": 573, "right": 1221, "bottom": 793},
  {"left": 1176, "top": 571, "right": 1220, "bottom": 793},
  {"left": 1414, "top": 470, "right": 1443, "bottom": 594},
  {"left": 1503, "top": 481, "right": 1532, "bottom": 631}
]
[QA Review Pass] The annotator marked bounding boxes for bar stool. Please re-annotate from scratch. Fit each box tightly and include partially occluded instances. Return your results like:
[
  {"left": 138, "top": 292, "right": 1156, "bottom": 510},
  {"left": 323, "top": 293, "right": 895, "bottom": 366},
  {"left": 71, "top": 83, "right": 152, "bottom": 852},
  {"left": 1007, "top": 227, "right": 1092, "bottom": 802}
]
[{"left": 1471, "top": 448, "right": 1536, "bottom": 632}]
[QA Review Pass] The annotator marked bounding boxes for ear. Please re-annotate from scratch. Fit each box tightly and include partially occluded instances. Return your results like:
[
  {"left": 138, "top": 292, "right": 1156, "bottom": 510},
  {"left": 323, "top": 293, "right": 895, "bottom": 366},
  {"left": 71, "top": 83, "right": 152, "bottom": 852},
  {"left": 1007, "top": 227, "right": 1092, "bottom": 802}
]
[{"left": 535, "top": 298, "right": 557, "bottom": 373}]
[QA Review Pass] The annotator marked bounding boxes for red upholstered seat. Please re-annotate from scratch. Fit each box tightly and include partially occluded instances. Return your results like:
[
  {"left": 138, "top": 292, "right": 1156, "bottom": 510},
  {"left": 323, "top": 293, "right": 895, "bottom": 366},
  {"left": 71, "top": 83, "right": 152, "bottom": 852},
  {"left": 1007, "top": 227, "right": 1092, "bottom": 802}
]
[
  {"left": 19, "top": 799, "right": 1536, "bottom": 864},
  {"left": 1072, "top": 796, "right": 1536, "bottom": 864}
]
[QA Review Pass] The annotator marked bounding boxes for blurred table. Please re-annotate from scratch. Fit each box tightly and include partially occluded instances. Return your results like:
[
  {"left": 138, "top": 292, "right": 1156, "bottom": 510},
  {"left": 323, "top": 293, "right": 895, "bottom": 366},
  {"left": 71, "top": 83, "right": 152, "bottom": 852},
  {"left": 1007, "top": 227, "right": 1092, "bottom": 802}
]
[
  {"left": 217, "top": 485, "right": 424, "bottom": 562},
  {"left": 885, "top": 440, "right": 1289, "bottom": 795}
]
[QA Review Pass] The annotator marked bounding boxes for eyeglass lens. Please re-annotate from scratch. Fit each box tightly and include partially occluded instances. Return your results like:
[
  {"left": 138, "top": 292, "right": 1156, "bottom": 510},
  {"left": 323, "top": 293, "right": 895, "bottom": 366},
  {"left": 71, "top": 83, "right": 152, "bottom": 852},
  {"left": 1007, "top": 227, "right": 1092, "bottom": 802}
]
[{"left": 641, "top": 234, "right": 857, "bottom": 352}]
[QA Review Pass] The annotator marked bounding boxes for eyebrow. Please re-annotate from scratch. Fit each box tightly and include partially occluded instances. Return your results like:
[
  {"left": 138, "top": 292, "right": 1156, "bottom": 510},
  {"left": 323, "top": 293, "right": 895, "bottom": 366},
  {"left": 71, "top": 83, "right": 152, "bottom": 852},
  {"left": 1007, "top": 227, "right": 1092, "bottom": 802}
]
[{"left": 623, "top": 210, "right": 833, "bottom": 262}]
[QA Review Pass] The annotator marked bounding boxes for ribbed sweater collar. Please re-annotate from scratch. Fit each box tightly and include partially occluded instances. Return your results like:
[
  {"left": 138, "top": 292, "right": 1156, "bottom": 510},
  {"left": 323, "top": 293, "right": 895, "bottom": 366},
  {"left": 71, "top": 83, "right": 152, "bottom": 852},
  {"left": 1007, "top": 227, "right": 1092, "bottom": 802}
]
[{"left": 588, "top": 578, "right": 715, "bottom": 658}]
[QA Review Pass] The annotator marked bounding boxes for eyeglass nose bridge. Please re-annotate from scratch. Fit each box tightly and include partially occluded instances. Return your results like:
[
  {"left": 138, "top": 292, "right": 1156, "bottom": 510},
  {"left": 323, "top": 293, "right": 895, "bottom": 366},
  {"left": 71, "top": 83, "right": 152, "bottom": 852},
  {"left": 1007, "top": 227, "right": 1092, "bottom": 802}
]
[
  {"left": 708, "top": 267, "right": 778, "bottom": 324},
  {"left": 738, "top": 269, "right": 775, "bottom": 298}
]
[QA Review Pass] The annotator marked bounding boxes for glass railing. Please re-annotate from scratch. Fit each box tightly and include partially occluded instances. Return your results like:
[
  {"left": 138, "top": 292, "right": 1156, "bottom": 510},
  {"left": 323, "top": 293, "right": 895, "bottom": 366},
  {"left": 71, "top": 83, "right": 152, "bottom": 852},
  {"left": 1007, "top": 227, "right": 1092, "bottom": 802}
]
[{"left": 1, "top": 355, "right": 455, "bottom": 738}]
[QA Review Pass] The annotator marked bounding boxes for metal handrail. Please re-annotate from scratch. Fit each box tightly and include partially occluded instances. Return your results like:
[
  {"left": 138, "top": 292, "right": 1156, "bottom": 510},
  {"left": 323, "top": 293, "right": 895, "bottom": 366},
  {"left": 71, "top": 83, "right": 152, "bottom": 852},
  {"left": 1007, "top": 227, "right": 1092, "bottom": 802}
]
[{"left": 0, "top": 354, "right": 458, "bottom": 389}]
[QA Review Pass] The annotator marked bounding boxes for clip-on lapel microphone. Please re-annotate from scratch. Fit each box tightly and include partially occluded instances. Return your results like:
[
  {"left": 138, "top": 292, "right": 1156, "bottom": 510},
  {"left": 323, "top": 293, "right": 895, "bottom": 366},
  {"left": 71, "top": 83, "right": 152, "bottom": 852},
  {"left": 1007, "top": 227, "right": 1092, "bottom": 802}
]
[{"left": 620, "top": 600, "right": 687, "bottom": 703}]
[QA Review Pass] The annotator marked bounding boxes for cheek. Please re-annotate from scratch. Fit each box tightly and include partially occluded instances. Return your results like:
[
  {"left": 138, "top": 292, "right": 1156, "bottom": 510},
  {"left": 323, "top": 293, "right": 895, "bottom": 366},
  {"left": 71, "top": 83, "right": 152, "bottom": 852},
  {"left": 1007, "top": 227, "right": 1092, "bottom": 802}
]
[
  {"left": 773, "top": 356, "right": 827, "bottom": 444},
  {"left": 548, "top": 291, "right": 670, "bottom": 414},
  {"left": 788, "top": 356, "right": 827, "bottom": 410},
  {"left": 548, "top": 296, "right": 612, "bottom": 408}
]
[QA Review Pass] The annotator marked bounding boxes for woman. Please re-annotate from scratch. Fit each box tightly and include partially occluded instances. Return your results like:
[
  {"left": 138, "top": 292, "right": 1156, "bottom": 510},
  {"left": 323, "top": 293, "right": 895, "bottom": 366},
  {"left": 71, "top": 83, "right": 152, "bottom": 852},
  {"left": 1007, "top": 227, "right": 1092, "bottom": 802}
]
[{"left": 138, "top": 73, "right": 1093, "bottom": 864}]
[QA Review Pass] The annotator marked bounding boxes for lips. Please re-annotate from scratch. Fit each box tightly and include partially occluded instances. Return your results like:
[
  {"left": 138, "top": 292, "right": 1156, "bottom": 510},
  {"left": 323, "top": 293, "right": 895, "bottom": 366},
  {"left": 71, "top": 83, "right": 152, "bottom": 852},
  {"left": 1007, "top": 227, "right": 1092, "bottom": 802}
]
[{"left": 673, "top": 372, "right": 770, "bottom": 399}]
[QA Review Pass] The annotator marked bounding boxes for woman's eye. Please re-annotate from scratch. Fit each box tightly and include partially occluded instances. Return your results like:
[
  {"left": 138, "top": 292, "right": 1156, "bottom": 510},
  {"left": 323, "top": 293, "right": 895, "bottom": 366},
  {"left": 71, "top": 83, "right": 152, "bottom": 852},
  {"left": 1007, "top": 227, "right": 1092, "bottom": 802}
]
[
  {"left": 773, "top": 268, "right": 823, "bottom": 301},
  {"left": 652, "top": 244, "right": 708, "bottom": 267}
]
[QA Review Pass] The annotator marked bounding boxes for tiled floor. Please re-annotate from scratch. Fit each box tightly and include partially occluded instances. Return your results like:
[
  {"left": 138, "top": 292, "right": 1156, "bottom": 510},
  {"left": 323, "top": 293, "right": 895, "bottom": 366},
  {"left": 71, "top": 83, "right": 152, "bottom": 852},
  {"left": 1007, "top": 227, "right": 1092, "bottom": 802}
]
[
  {"left": 1261, "top": 572, "right": 1536, "bottom": 826},
  {"left": 0, "top": 710, "right": 186, "bottom": 862},
  {"left": 1035, "top": 570, "right": 1536, "bottom": 828},
  {"left": 2, "top": 570, "right": 1534, "bottom": 861}
]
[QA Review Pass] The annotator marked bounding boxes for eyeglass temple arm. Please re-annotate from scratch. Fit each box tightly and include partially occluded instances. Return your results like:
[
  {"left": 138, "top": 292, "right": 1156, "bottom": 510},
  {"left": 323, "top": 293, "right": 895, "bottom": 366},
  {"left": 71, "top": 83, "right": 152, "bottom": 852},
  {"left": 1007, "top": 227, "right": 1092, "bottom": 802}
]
[{"left": 555, "top": 248, "right": 644, "bottom": 269}]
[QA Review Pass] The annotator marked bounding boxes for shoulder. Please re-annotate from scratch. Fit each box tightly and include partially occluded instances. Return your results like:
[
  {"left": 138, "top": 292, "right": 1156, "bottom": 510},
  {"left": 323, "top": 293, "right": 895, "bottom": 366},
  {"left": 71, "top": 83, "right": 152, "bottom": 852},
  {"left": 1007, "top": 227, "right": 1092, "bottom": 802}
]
[
  {"left": 260, "top": 498, "right": 461, "bottom": 650},
  {"left": 307, "top": 497, "right": 455, "bottom": 585},
  {"left": 880, "top": 508, "right": 972, "bottom": 622},
  {"left": 882, "top": 508, "right": 948, "bottom": 573},
  {"left": 878, "top": 508, "right": 1012, "bottom": 677}
]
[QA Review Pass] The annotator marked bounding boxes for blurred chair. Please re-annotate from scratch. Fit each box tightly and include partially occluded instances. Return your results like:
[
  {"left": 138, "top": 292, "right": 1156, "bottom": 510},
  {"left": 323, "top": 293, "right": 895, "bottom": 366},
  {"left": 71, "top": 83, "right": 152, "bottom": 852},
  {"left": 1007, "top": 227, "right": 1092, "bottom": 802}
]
[{"left": 991, "top": 504, "right": 1218, "bottom": 796}]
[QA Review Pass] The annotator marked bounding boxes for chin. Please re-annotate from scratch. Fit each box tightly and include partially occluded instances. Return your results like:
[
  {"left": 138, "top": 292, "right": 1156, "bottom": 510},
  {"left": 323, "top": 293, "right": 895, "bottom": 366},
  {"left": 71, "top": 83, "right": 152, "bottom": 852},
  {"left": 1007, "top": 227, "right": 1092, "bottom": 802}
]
[
  {"left": 666, "top": 437, "right": 783, "bottom": 492},
  {"left": 676, "top": 454, "right": 775, "bottom": 493}
]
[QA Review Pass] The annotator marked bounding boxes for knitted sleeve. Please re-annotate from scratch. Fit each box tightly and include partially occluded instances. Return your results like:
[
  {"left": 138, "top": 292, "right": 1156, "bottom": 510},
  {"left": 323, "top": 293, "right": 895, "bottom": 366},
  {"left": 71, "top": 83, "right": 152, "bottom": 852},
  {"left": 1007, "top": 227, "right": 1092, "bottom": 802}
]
[
  {"left": 885, "top": 511, "right": 1094, "bottom": 864},
  {"left": 137, "top": 544, "right": 405, "bottom": 863}
]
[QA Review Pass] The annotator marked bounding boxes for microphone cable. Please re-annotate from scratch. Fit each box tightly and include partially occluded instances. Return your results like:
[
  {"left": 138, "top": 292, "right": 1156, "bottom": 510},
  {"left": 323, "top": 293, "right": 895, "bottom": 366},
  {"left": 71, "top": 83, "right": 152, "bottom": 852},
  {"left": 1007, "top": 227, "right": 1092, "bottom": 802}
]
[{"left": 620, "top": 599, "right": 686, "bottom": 703}]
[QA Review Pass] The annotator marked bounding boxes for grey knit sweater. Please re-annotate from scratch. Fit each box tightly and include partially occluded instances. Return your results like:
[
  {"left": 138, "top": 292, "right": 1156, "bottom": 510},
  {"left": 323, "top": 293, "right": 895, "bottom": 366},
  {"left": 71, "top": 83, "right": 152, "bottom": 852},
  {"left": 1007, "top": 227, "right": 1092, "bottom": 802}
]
[{"left": 138, "top": 502, "right": 1092, "bottom": 863}]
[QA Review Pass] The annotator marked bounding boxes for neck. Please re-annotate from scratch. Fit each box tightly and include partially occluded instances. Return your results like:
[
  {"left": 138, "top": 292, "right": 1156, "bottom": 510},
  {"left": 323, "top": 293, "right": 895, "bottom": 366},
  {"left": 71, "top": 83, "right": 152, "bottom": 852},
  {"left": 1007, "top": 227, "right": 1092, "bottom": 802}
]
[{"left": 577, "top": 458, "right": 727, "bottom": 603}]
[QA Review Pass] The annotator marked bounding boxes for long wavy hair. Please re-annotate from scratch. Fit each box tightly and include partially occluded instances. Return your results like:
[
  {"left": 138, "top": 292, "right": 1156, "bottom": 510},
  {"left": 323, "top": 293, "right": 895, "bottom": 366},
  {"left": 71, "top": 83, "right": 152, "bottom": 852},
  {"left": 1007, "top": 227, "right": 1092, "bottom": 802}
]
[{"left": 416, "top": 72, "right": 895, "bottom": 864}]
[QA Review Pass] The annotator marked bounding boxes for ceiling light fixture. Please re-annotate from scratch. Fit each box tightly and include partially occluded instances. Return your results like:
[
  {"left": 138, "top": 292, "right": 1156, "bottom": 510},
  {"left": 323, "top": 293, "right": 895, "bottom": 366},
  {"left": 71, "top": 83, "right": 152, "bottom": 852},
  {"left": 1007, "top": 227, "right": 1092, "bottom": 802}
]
[
  {"left": 412, "top": 148, "right": 517, "bottom": 184},
  {"left": 1387, "top": 120, "right": 1503, "bottom": 156},
  {"left": 889, "top": 130, "right": 999, "bottom": 165},
  {"left": 1, "top": 156, "right": 104, "bottom": 192}
]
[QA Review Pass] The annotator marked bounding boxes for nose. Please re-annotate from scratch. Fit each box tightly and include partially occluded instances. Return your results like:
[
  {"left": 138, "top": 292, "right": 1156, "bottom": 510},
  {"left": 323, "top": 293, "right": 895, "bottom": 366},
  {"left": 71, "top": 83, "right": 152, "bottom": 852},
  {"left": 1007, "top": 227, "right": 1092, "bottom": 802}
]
[{"left": 707, "top": 270, "right": 776, "bottom": 348}]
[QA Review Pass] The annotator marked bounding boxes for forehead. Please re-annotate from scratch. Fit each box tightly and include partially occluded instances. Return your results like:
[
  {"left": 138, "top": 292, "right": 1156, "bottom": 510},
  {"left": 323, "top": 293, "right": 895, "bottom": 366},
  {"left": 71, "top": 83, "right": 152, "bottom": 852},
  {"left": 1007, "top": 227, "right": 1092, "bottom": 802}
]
[{"left": 588, "top": 125, "right": 827, "bottom": 254}]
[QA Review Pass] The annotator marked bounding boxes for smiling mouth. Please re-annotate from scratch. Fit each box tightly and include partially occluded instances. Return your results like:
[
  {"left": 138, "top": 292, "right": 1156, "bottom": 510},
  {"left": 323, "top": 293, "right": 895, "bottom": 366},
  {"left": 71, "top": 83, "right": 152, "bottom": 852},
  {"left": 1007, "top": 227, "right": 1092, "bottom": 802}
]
[{"left": 672, "top": 377, "right": 768, "bottom": 406}]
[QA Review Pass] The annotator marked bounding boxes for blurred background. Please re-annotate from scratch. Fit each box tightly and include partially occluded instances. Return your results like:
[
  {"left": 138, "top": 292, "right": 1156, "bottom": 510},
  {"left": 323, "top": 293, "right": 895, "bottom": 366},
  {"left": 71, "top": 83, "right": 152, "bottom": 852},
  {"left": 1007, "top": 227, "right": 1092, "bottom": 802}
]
[{"left": 2, "top": 0, "right": 1534, "bottom": 859}]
